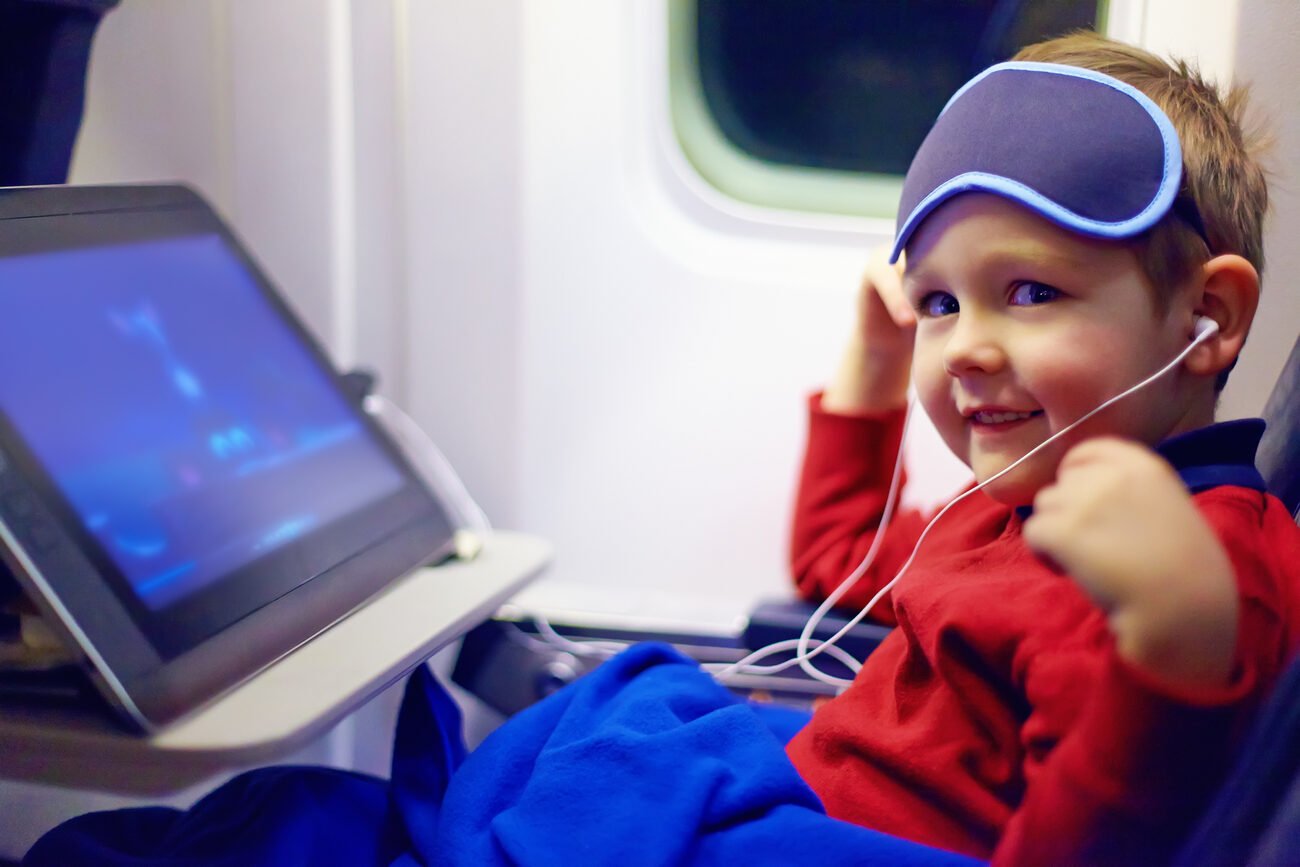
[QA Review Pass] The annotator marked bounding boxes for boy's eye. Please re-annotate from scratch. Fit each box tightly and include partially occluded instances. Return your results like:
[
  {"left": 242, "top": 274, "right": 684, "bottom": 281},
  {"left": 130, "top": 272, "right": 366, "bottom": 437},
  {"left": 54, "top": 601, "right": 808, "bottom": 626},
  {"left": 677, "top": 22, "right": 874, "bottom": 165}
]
[
  {"left": 916, "top": 292, "right": 959, "bottom": 318},
  {"left": 1009, "top": 281, "right": 1062, "bottom": 306}
]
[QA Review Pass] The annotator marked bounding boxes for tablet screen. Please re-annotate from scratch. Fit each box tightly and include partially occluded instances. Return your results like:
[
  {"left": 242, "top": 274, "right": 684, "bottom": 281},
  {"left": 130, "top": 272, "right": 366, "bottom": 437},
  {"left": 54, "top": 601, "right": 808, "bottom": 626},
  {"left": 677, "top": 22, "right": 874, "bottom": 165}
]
[{"left": 0, "top": 232, "right": 423, "bottom": 657}]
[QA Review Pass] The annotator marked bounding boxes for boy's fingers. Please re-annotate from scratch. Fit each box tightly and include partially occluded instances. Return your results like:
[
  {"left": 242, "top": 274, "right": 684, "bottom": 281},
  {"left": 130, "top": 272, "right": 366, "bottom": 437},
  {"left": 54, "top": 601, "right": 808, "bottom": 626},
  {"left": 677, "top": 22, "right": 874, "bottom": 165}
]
[
  {"left": 1035, "top": 549, "right": 1068, "bottom": 577},
  {"left": 1025, "top": 515, "right": 1112, "bottom": 601},
  {"left": 1056, "top": 439, "right": 1115, "bottom": 472},
  {"left": 858, "top": 246, "right": 915, "bottom": 328},
  {"left": 1022, "top": 514, "right": 1068, "bottom": 572},
  {"left": 1032, "top": 470, "right": 1076, "bottom": 510},
  {"left": 874, "top": 277, "right": 916, "bottom": 328},
  {"left": 887, "top": 302, "right": 916, "bottom": 329},
  {"left": 891, "top": 299, "right": 917, "bottom": 328}
]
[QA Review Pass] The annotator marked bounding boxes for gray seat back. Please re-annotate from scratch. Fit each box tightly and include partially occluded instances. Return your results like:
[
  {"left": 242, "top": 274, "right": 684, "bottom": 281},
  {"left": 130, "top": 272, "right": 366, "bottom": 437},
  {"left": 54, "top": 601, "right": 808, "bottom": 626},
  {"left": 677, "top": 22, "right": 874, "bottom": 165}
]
[{"left": 1259, "top": 335, "right": 1300, "bottom": 521}]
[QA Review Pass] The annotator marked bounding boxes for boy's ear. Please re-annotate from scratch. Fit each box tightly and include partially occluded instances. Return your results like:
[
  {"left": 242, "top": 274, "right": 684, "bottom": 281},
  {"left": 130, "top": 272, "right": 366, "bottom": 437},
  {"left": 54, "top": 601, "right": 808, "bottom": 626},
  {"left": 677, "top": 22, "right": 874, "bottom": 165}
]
[{"left": 1185, "top": 254, "right": 1260, "bottom": 379}]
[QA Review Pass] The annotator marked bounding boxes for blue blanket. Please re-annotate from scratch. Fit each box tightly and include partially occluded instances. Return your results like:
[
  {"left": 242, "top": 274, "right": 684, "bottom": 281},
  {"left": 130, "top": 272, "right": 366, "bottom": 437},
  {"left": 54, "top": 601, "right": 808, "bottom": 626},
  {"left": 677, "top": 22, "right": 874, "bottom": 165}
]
[{"left": 27, "top": 643, "right": 984, "bottom": 866}]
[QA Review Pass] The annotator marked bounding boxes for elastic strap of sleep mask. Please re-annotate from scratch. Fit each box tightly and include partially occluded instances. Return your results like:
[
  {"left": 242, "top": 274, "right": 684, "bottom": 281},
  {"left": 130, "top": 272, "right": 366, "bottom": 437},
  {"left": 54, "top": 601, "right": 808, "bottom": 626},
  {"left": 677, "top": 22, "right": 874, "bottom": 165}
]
[{"left": 891, "top": 61, "right": 1211, "bottom": 262}]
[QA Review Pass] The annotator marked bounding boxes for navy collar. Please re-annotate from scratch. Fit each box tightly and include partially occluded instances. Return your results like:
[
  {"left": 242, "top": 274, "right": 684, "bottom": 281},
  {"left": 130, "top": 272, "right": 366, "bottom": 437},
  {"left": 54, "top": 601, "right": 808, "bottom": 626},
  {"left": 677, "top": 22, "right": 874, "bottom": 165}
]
[
  {"left": 1014, "top": 419, "right": 1268, "bottom": 520},
  {"left": 1154, "top": 418, "right": 1268, "bottom": 493}
]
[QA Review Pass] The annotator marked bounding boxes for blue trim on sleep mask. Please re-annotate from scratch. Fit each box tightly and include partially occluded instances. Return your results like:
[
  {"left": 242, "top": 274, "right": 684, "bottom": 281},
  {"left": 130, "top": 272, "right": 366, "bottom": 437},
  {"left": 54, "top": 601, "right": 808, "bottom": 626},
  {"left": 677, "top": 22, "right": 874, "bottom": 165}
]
[{"left": 890, "top": 62, "right": 1185, "bottom": 263}]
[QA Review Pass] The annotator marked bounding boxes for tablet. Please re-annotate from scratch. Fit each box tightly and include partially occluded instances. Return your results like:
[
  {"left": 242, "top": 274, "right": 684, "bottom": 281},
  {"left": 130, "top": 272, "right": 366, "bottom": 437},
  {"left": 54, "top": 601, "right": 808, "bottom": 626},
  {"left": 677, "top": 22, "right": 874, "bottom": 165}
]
[{"left": 0, "top": 184, "right": 457, "bottom": 730}]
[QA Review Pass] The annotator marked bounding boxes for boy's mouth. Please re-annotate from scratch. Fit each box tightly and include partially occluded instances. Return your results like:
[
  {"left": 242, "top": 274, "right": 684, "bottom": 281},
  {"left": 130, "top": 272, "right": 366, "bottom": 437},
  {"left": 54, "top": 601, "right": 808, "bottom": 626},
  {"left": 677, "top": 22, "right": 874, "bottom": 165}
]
[{"left": 966, "top": 408, "right": 1044, "bottom": 430}]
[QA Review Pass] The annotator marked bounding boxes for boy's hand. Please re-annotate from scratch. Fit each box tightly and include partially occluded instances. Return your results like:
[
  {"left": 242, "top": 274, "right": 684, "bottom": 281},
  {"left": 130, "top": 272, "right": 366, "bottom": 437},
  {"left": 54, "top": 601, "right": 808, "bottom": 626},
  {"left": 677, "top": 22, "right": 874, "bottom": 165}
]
[
  {"left": 1023, "top": 438, "right": 1239, "bottom": 690},
  {"left": 855, "top": 248, "right": 915, "bottom": 360},
  {"left": 822, "top": 249, "right": 914, "bottom": 413}
]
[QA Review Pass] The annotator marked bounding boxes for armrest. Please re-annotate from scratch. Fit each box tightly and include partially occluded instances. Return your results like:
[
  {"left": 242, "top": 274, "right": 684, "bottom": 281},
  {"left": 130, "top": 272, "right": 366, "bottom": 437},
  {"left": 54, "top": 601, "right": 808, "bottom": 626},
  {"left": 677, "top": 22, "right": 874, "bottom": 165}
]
[{"left": 743, "top": 598, "right": 892, "bottom": 663}]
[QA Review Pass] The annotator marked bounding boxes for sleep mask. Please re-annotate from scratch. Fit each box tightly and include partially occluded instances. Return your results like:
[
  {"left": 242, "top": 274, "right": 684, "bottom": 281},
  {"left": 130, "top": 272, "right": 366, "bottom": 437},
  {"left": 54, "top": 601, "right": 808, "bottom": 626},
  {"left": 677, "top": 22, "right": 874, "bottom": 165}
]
[{"left": 890, "top": 61, "right": 1206, "bottom": 263}]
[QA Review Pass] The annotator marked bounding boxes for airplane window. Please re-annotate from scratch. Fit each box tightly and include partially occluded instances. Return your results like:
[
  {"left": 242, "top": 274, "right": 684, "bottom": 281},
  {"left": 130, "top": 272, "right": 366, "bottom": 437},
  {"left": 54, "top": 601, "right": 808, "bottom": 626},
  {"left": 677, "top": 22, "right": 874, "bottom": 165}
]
[{"left": 671, "top": 0, "right": 1105, "bottom": 218}]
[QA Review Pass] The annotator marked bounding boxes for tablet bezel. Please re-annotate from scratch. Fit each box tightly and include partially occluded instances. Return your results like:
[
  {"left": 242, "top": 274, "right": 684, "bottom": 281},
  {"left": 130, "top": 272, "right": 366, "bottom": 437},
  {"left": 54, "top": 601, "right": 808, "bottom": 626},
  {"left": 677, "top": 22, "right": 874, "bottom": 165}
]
[{"left": 0, "top": 184, "right": 457, "bottom": 730}]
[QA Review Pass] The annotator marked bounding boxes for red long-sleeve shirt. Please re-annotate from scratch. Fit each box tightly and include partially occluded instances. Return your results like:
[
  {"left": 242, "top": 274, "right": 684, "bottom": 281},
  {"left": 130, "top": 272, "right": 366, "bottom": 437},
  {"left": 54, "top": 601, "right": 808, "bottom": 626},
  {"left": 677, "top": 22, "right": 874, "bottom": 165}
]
[{"left": 785, "top": 396, "right": 1300, "bottom": 865}]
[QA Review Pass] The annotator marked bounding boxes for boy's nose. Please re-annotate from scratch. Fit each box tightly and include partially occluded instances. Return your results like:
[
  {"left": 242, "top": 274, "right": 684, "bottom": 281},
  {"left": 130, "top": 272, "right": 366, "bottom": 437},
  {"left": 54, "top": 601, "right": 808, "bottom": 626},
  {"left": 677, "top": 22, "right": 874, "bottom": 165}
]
[{"left": 942, "top": 316, "right": 1008, "bottom": 377}]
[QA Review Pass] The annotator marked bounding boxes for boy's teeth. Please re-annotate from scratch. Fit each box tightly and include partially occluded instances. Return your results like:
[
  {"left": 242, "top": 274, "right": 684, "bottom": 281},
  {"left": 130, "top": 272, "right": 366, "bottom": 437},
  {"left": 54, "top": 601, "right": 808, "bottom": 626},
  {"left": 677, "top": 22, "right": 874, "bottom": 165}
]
[{"left": 974, "top": 410, "right": 1034, "bottom": 424}]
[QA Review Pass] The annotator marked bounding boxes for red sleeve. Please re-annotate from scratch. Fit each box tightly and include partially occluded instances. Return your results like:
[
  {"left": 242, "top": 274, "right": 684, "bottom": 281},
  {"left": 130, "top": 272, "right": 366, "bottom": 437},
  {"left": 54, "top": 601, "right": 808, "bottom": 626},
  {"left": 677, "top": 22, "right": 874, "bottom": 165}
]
[
  {"left": 993, "top": 489, "right": 1300, "bottom": 867},
  {"left": 790, "top": 393, "right": 937, "bottom": 623},
  {"left": 994, "top": 652, "right": 1254, "bottom": 866}
]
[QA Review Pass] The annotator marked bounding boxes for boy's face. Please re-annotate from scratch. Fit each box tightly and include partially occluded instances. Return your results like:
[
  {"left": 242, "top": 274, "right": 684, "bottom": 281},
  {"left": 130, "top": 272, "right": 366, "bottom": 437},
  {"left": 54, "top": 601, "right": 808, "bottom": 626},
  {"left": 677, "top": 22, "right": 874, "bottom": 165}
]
[{"left": 903, "top": 194, "right": 1208, "bottom": 506}]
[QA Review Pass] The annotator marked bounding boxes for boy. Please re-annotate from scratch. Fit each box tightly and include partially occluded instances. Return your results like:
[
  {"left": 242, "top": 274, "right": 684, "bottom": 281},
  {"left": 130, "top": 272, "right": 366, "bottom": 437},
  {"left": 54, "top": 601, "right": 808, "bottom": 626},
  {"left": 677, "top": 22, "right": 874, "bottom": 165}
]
[{"left": 786, "top": 33, "right": 1300, "bottom": 866}]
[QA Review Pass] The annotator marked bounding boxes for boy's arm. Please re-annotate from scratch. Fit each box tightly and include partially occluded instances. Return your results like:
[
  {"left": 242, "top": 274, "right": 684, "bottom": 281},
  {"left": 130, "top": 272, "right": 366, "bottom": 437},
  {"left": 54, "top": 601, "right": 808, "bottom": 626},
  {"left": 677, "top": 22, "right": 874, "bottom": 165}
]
[
  {"left": 791, "top": 252, "right": 926, "bottom": 618},
  {"left": 994, "top": 650, "right": 1260, "bottom": 867},
  {"left": 995, "top": 439, "right": 1282, "bottom": 866},
  {"left": 791, "top": 399, "right": 929, "bottom": 620}
]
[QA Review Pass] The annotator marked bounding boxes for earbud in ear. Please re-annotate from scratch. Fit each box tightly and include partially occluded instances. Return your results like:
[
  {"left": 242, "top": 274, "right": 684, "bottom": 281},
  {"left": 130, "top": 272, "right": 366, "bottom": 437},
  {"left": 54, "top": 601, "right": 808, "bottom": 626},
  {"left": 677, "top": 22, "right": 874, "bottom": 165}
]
[{"left": 1193, "top": 316, "right": 1219, "bottom": 341}]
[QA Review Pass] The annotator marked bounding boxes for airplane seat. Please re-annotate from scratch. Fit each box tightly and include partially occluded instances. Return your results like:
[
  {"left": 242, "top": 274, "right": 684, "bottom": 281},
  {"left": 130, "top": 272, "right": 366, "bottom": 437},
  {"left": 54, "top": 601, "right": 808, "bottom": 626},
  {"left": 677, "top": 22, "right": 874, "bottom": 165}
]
[{"left": 1258, "top": 335, "right": 1300, "bottom": 520}]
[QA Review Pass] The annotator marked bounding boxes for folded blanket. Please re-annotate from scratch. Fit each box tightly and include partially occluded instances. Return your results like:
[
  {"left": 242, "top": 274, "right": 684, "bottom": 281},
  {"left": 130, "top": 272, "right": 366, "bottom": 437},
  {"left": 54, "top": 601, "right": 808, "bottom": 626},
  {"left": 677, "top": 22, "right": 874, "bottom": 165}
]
[{"left": 27, "top": 642, "right": 984, "bottom": 867}]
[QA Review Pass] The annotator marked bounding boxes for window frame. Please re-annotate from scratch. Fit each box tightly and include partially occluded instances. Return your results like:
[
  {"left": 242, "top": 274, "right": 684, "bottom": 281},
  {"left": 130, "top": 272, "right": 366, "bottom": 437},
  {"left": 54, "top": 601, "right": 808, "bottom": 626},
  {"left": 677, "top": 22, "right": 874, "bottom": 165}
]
[{"left": 669, "top": 0, "right": 1119, "bottom": 221}]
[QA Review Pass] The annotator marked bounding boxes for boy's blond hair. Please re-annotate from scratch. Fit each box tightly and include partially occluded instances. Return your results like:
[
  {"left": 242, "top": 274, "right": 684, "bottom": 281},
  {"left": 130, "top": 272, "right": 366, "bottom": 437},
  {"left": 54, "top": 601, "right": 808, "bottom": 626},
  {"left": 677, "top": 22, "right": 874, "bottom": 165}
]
[{"left": 1013, "top": 32, "right": 1270, "bottom": 305}]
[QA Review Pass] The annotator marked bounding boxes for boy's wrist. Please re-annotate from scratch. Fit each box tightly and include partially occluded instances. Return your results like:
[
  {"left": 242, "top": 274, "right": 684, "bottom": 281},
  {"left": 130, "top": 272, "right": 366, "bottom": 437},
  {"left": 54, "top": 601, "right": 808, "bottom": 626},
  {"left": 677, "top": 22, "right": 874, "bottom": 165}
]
[
  {"left": 1109, "top": 561, "right": 1239, "bottom": 691},
  {"left": 1105, "top": 521, "right": 1239, "bottom": 691}
]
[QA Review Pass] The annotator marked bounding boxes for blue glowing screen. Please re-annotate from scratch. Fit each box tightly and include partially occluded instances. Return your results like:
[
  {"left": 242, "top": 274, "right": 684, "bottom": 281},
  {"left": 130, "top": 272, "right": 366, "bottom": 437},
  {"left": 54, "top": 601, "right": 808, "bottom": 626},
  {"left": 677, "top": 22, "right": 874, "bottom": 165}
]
[{"left": 0, "top": 234, "right": 405, "bottom": 609}]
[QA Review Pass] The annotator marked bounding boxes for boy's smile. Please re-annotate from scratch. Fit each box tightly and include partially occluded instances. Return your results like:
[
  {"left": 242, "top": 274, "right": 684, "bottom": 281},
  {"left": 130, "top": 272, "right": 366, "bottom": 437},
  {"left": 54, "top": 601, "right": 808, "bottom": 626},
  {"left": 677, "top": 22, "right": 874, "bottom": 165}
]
[{"left": 902, "top": 194, "right": 1211, "bottom": 506}]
